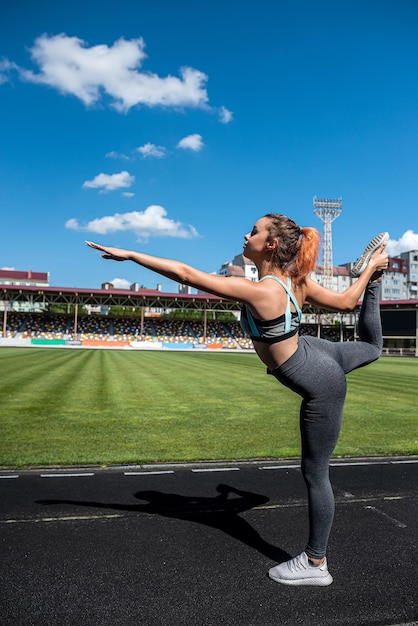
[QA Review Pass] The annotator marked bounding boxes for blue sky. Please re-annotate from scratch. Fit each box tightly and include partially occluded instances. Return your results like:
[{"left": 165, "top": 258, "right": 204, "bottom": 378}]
[{"left": 1, "top": 0, "right": 417, "bottom": 292}]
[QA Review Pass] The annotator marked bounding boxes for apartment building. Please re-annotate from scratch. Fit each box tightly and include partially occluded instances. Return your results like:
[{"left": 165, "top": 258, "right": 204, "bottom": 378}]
[{"left": 0, "top": 269, "right": 50, "bottom": 312}]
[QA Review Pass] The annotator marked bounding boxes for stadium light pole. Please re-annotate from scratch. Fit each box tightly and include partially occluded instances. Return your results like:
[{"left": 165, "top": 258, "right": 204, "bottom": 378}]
[
  {"left": 313, "top": 196, "right": 342, "bottom": 334},
  {"left": 313, "top": 196, "right": 342, "bottom": 290}
]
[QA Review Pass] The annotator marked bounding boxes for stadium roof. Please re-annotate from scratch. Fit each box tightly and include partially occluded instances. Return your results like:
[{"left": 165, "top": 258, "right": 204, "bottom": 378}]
[{"left": 0, "top": 284, "right": 241, "bottom": 311}]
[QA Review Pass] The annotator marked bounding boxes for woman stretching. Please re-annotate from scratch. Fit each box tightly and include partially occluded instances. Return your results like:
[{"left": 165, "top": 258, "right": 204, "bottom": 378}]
[{"left": 86, "top": 214, "right": 389, "bottom": 586}]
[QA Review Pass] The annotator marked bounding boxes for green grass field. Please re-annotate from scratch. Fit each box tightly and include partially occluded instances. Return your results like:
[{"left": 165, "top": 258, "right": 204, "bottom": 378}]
[{"left": 0, "top": 347, "right": 416, "bottom": 468}]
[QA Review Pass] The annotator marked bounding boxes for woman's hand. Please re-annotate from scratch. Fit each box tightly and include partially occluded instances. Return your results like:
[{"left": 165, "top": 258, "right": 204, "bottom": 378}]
[
  {"left": 85, "top": 241, "right": 131, "bottom": 262},
  {"left": 369, "top": 245, "right": 389, "bottom": 273}
]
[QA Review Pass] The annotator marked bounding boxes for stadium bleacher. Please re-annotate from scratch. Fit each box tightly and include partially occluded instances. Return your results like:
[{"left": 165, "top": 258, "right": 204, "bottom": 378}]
[{"left": 0, "top": 312, "right": 355, "bottom": 348}]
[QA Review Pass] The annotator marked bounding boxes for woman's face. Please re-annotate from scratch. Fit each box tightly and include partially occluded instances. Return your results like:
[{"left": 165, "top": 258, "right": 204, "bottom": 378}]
[{"left": 243, "top": 217, "right": 273, "bottom": 260}]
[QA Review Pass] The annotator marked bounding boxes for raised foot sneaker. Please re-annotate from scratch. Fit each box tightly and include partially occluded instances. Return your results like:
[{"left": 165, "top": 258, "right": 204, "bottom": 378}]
[
  {"left": 350, "top": 232, "right": 389, "bottom": 278},
  {"left": 268, "top": 551, "right": 333, "bottom": 586}
]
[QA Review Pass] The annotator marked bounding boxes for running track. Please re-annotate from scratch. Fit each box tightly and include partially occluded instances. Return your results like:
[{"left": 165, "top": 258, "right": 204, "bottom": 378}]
[{"left": 1, "top": 458, "right": 417, "bottom": 626}]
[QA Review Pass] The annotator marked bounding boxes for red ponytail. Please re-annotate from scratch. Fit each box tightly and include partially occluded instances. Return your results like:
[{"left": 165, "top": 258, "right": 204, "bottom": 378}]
[{"left": 292, "top": 227, "right": 320, "bottom": 284}]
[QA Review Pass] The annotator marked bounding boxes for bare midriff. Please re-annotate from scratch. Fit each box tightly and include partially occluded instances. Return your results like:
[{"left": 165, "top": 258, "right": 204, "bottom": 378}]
[{"left": 253, "top": 333, "right": 299, "bottom": 372}]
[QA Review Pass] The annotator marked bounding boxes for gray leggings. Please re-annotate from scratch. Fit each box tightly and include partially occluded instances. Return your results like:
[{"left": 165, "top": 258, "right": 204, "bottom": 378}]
[{"left": 270, "top": 281, "right": 383, "bottom": 559}]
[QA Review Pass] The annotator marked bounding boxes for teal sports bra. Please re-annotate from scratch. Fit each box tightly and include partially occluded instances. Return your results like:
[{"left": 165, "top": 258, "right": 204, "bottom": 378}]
[{"left": 240, "top": 276, "right": 302, "bottom": 344}]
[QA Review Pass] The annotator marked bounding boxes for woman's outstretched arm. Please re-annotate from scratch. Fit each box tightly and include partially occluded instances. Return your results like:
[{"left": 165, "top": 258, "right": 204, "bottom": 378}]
[
  {"left": 86, "top": 241, "right": 259, "bottom": 303},
  {"left": 304, "top": 245, "right": 389, "bottom": 312}
]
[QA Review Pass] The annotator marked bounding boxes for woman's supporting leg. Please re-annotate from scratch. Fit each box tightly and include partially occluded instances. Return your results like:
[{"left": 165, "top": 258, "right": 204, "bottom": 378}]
[{"left": 300, "top": 379, "right": 346, "bottom": 560}]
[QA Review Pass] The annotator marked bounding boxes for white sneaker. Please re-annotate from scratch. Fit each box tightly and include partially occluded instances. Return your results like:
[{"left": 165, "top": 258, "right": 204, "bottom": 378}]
[
  {"left": 350, "top": 232, "right": 389, "bottom": 277},
  {"left": 268, "top": 551, "right": 333, "bottom": 586}
]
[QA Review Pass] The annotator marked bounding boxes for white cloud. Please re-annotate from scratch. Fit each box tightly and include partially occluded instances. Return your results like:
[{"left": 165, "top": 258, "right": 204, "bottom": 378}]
[
  {"left": 110, "top": 278, "right": 131, "bottom": 289},
  {"left": 105, "top": 150, "right": 130, "bottom": 160},
  {"left": 11, "top": 33, "right": 209, "bottom": 113},
  {"left": 66, "top": 204, "right": 200, "bottom": 239},
  {"left": 386, "top": 230, "right": 418, "bottom": 257},
  {"left": 1, "top": 266, "right": 16, "bottom": 270},
  {"left": 177, "top": 134, "right": 204, "bottom": 152},
  {"left": 0, "top": 58, "right": 17, "bottom": 84},
  {"left": 137, "top": 142, "right": 167, "bottom": 158},
  {"left": 218, "top": 106, "right": 233, "bottom": 124},
  {"left": 122, "top": 192, "right": 135, "bottom": 198},
  {"left": 82, "top": 171, "right": 134, "bottom": 192},
  {"left": 64, "top": 218, "right": 80, "bottom": 230}
]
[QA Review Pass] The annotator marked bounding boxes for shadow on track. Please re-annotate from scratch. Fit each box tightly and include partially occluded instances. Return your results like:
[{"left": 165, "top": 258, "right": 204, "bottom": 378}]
[{"left": 38, "top": 483, "right": 291, "bottom": 563}]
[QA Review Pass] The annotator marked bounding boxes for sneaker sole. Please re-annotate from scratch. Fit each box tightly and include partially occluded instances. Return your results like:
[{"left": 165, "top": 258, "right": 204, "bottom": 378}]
[
  {"left": 268, "top": 572, "right": 334, "bottom": 586},
  {"left": 350, "top": 232, "right": 389, "bottom": 278}
]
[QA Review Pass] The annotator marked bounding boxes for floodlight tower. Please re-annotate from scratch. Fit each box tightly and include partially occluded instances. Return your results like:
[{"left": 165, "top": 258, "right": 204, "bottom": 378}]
[{"left": 313, "top": 196, "right": 342, "bottom": 290}]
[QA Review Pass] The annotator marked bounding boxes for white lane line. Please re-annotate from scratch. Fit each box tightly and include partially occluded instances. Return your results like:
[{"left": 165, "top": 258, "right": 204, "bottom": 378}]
[
  {"left": 331, "top": 459, "right": 418, "bottom": 467},
  {"left": 1, "top": 513, "right": 123, "bottom": 525},
  {"left": 364, "top": 505, "right": 407, "bottom": 528},
  {"left": 191, "top": 467, "right": 240, "bottom": 473},
  {"left": 390, "top": 459, "right": 418, "bottom": 464},
  {"left": 40, "top": 473, "right": 95, "bottom": 478},
  {"left": 255, "top": 494, "right": 414, "bottom": 512},
  {"left": 330, "top": 461, "right": 390, "bottom": 467},
  {"left": 384, "top": 496, "right": 404, "bottom": 501},
  {"left": 0, "top": 475, "right": 19, "bottom": 479},
  {"left": 259, "top": 465, "right": 300, "bottom": 470},
  {"left": 124, "top": 470, "right": 175, "bottom": 476}
]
